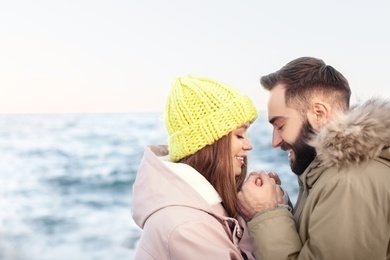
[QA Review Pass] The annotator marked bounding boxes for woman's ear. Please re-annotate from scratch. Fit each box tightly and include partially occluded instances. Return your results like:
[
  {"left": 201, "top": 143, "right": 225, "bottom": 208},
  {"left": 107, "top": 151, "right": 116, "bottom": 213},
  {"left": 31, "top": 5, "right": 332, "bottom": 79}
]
[{"left": 307, "top": 102, "right": 331, "bottom": 129}]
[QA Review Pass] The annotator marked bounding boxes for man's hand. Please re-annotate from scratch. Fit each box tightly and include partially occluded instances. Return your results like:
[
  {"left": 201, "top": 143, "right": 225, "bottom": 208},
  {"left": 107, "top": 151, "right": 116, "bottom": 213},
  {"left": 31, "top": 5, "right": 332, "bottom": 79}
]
[
  {"left": 237, "top": 171, "right": 281, "bottom": 222},
  {"left": 268, "top": 171, "right": 281, "bottom": 185}
]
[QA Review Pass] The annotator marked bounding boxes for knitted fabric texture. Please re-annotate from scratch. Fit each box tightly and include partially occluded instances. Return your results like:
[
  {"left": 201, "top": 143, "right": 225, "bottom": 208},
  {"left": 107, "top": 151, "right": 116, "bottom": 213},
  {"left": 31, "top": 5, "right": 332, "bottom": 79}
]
[{"left": 165, "top": 75, "right": 258, "bottom": 161}]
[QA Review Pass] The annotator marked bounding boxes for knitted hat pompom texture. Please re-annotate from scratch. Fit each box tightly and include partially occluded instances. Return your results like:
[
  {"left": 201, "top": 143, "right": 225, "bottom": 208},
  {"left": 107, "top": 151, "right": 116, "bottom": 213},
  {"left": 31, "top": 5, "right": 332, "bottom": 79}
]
[{"left": 165, "top": 75, "right": 258, "bottom": 161}]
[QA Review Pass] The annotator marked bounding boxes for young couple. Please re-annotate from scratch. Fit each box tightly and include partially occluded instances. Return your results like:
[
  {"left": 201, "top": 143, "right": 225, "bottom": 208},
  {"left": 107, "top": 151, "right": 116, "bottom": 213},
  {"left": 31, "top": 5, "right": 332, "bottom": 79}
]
[{"left": 132, "top": 57, "right": 390, "bottom": 260}]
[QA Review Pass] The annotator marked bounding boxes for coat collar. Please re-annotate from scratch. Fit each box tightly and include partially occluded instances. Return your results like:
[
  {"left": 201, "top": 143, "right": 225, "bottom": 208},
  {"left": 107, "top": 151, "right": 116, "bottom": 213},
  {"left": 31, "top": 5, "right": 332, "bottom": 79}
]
[
  {"left": 310, "top": 98, "right": 390, "bottom": 169},
  {"left": 163, "top": 161, "right": 222, "bottom": 206},
  {"left": 147, "top": 145, "right": 222, "bottom": 205}
]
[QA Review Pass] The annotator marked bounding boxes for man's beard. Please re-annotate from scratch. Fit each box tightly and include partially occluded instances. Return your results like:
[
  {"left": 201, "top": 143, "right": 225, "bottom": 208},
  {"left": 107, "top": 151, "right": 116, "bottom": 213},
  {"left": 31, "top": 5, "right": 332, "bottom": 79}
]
[{"left": 281, "top": 119, "right": 317, "bottom": 176}]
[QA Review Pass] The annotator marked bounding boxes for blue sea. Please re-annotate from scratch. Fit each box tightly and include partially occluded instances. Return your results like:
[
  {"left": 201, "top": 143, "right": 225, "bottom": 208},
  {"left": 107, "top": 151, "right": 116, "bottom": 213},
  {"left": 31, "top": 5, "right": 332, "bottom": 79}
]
[{"left": 0, "top": 112, "right": 298, "bottom": 260}]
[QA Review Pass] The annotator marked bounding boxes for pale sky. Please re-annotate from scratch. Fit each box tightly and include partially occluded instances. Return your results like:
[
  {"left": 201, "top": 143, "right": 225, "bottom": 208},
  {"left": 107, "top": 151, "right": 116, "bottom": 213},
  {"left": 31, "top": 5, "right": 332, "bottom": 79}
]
[{"left": 1, "top": 0, "right": 390, "bottom": 114}]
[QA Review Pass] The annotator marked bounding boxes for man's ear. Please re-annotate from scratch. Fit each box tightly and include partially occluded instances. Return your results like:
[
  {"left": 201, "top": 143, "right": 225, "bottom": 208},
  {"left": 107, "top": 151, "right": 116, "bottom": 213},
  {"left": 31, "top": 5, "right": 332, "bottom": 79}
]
[{"left": 307, "top": 102, "right": 330, "bottom": 129}]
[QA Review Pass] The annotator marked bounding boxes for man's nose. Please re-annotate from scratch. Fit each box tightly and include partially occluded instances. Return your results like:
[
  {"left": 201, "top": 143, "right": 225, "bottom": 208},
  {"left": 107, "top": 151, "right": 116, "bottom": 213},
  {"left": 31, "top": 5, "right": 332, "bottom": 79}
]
[{"left": 272, "top": 129, "right": 282, "bottom": 148}]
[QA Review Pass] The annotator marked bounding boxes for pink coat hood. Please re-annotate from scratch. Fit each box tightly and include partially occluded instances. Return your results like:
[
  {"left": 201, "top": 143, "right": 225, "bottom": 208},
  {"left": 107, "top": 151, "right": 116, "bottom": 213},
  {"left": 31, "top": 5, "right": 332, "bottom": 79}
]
[{"left": 132, "top": 145, "right": 254, "bottom": 259}]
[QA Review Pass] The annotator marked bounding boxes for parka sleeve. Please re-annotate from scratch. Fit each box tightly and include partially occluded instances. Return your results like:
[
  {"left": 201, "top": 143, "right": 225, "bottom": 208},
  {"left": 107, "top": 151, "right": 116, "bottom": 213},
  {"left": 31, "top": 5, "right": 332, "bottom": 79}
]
[
  {"left": 168, "top": 220, "right": 249, "bottom": 260},
  {"left": 248, "top": 208, "right": 302, "bottom": 260}
]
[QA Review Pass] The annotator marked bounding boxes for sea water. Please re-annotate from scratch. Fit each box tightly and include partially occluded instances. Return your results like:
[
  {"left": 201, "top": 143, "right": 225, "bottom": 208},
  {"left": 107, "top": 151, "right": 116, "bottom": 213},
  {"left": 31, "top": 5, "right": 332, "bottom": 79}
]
[{"left": 0, "top": 112, "right": 298, "bottom": 259}]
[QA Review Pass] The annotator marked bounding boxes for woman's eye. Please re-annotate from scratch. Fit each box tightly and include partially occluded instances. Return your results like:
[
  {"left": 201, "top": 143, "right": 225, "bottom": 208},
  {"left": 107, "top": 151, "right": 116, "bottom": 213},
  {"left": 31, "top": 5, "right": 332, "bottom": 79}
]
[{"left": 237, "top": 135, "right": 244, "bottom": 139}]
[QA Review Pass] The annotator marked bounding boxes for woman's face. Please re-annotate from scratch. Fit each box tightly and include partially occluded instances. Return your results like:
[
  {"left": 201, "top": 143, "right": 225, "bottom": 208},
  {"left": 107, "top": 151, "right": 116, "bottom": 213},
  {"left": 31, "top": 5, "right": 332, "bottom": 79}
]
[{"left": 231, "top": 122, "right": 252, "bottom": 176}]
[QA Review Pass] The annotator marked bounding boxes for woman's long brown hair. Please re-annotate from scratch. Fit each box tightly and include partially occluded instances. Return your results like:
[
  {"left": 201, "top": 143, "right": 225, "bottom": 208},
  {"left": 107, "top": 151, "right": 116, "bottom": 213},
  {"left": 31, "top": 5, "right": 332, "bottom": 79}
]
[{"left": 179, "top": 133, "right": 247, "bottom": 218}]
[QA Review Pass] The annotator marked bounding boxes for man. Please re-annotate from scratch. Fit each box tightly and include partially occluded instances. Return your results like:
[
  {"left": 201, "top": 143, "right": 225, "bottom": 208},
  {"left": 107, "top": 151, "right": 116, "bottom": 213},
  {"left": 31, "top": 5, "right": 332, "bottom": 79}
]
[{"left": 238, "top": 57, "right": 390, "bottom": 259}]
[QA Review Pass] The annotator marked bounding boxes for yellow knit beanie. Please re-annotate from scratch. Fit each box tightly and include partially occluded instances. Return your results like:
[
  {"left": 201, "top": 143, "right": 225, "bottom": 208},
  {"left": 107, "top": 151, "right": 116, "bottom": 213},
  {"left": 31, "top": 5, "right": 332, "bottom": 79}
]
[{"left": 165, "top": 75, "right": 258, "bottom": 161}]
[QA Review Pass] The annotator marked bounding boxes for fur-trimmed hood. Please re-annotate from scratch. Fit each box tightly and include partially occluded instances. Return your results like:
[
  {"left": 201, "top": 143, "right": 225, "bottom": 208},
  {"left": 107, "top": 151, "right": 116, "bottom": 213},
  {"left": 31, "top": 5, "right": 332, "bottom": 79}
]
[{"left": 311, "top": 98, "right": 390, "bottom": 168}]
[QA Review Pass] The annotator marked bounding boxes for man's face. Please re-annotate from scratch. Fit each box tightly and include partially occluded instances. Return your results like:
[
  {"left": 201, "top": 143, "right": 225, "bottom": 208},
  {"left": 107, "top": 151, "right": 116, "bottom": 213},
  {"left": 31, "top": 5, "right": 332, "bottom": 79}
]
[{"left": 267, "top": 84, "right": 316, "bottom": 175}]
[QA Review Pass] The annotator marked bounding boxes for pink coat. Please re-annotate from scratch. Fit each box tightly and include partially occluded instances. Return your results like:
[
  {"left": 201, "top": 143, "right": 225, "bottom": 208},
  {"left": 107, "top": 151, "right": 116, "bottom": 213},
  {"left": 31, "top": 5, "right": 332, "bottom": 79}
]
[{"left": 132, "top": 145, "right": 255, "bottom": 260}]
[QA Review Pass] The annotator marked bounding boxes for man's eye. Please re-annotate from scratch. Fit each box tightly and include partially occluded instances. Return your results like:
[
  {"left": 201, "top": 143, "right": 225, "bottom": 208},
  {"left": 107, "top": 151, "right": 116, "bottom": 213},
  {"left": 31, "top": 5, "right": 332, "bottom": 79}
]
[{"left": 277, "top": 125, "right": 284, "bottom": 130}]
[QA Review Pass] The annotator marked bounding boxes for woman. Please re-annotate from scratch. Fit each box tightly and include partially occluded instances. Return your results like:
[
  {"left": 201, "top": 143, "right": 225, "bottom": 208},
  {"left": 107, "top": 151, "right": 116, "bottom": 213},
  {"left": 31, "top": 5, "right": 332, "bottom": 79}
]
[{"left": 132, "top": 75, "right": 268, "bottom": 259}]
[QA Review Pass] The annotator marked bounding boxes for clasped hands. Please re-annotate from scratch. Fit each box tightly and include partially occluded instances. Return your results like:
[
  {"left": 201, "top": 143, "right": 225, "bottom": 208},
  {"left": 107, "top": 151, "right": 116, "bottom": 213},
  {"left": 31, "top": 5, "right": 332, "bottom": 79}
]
[{"left": 238, "top": 170, "right": 285, "bottom": 222}]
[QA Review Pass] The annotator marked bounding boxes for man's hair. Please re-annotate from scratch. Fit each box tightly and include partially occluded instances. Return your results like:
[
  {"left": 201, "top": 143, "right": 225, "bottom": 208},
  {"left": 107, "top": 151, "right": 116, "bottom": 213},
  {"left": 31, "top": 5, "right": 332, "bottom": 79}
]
[
  {"left": 260, "top": 57, "right": 351, "bottom": 116},
  {"left": 179, "top": 133, "right": 246, "bottom": 218}
]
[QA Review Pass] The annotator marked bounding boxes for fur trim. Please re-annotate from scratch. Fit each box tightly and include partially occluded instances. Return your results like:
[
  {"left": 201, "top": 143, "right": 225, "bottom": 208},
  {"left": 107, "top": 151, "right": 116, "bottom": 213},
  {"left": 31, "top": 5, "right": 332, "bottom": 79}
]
[{"left": 311, "top": 98, "right": 390, "bottom": 168}]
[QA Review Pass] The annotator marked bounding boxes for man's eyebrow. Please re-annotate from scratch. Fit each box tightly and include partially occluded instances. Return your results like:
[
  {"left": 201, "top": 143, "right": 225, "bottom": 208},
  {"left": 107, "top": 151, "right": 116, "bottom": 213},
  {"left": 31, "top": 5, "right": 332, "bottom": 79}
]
[{"left": 269, "top": 116, "right": 284, "bottom": 125}]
